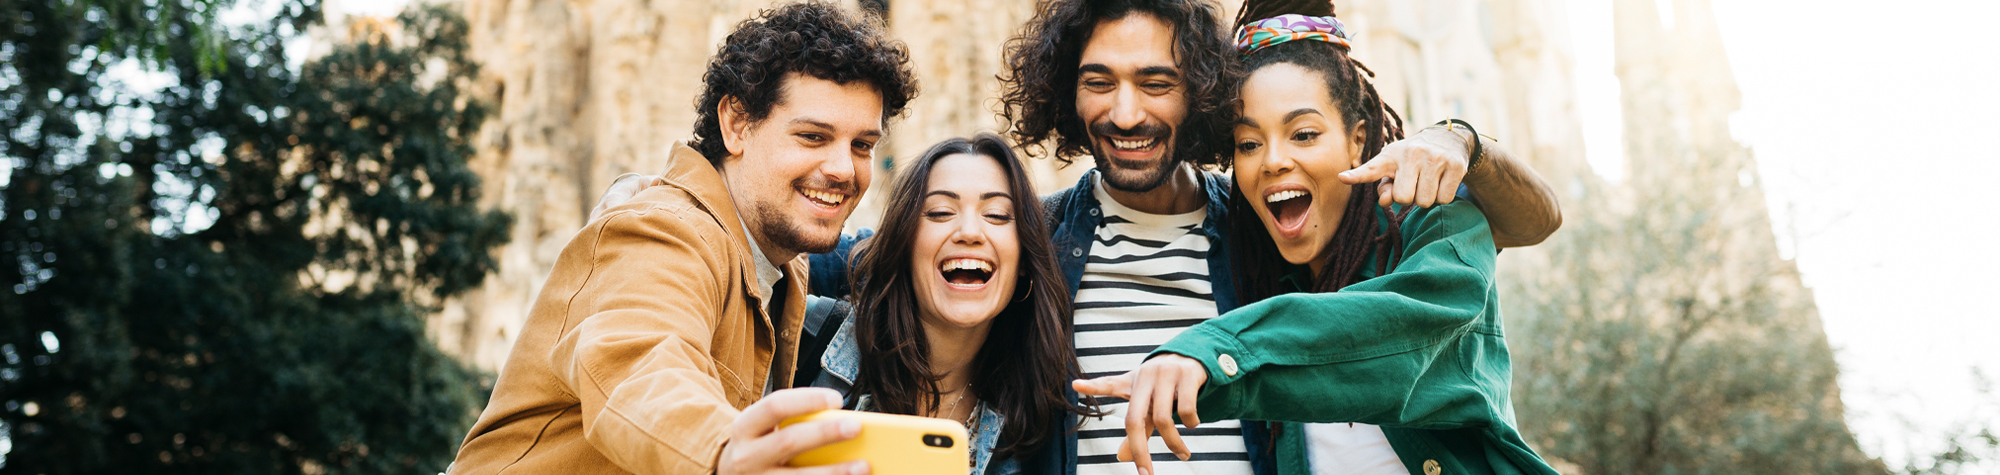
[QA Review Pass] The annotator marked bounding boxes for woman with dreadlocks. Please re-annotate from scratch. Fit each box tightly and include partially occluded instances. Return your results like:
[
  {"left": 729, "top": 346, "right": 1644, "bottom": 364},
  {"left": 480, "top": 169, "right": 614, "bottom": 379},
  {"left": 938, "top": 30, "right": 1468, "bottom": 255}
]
[{"left": 1072, "top": 1, "right": 1561, "bottom": 474}]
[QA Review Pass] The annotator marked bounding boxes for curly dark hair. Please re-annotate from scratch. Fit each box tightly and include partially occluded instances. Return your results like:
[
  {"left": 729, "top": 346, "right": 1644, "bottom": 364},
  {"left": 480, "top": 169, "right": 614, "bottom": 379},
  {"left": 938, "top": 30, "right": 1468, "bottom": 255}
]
[
  {"left": 997, "top": 0, "right": 1237, "bottom": 168},
  {"left": 689, "top": 1, "right": 918, "bottom": 165}
]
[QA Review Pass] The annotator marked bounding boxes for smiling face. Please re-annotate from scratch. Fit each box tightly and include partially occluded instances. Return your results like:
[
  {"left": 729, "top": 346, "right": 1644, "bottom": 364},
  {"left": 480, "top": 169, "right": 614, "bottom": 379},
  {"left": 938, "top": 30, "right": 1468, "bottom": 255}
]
[
  {"left": 720, "top": 73, "right": 883, "bottom": 258},
  {"left": 910, "top": 153, "right": 1022, "bottom": 332},
  {"left": 1075, "top": 13, "right": 1189, "bottom": 193},
  {"left": 1232, "top": 63, "right": 1368, "bottom": 268}
]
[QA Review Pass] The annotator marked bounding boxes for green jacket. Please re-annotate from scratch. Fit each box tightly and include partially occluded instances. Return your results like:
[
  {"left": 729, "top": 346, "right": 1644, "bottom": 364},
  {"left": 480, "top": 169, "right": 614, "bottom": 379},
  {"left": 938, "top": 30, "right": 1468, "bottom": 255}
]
[{"left": 1153, "top": 201, "right": 1558, "bottom": 475}]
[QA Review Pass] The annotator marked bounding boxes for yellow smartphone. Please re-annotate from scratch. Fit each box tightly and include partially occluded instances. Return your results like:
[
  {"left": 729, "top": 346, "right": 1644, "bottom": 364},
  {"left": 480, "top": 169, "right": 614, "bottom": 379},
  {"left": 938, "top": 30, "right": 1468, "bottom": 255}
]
[{"left": 779, "top": 409, "right": 970, "bottom": 475}]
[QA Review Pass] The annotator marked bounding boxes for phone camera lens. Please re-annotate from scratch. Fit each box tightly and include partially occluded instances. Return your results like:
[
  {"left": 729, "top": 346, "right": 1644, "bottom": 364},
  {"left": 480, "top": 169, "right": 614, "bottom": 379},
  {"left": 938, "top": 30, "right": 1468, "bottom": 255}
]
[{"left": 922, "top": 434, "right": 954, "bottom": 448}]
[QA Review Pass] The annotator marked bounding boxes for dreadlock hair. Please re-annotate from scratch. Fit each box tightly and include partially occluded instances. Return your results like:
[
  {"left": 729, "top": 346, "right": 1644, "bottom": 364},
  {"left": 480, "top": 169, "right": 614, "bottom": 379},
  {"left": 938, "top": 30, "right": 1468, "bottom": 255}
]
[{"left": 1228, "top": 0, "right": 1410, "bottom": 305}]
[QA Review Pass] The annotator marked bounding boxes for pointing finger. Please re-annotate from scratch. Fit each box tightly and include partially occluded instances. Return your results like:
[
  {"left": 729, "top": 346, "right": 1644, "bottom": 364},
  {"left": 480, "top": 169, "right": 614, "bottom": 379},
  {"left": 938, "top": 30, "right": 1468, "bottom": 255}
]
[
  {"left": 1340, "top": 156, "right": 1397, "bottom": 185},
  {"left": 1073, "top": 376, "right": 1133, "bottom": 400}
]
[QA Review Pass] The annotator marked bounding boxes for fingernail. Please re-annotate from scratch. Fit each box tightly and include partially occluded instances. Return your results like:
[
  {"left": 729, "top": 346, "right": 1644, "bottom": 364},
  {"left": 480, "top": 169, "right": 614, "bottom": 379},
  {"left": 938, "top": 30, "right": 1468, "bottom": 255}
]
[
  {"left": 840, "top": 418, "right": 861, "bottom": 437},
  {"left": 1178, "top": 451, "right": 1190, "bottom": 461},
  {"left": 849, "top": 460, "right": 870, "bottom": 475},
  {"left": 826, "top": 392, "right": 844, "bottom": 407},
  {"left": 1140, "top": 467, "right": 1151, "bottom": 475}
]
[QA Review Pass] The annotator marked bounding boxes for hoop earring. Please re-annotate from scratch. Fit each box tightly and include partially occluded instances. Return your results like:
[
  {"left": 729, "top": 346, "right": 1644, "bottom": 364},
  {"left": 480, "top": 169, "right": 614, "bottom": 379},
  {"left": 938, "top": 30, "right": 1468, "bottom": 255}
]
[{"left": 1013, "top": 277, "right": 1032, "bottom": 303}]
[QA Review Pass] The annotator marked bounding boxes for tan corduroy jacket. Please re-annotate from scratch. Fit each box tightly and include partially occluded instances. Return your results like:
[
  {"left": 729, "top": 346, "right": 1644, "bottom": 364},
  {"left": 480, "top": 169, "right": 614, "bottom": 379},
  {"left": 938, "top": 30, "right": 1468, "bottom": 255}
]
[{"left": 450, "top": 142, "right": 808, "bottom": 475}]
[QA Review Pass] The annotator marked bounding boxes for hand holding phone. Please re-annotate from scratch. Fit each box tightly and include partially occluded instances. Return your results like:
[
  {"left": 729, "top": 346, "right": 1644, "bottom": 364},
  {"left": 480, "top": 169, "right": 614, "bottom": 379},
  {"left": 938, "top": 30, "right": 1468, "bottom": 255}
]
[
  {"left": 781, "top": 409, "right": 970, "bottom": 475},
  {"left": 719, "top": 388, "right": 866, "bottom": 475}
]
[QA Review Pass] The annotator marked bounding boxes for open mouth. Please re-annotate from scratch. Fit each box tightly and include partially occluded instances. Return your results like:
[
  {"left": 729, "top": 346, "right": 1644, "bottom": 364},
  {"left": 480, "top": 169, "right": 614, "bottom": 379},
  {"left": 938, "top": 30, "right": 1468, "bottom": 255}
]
[
  {"left": 1107, "top": 137, "right": 1161, "bottom": 152},
  {"left": 939, "top": 258, "right": 995, "bottom": 289},
  {"left": 1265, "top": 189, "right": 1313, "bottom": 235},
  {"left": 801, "top": 188, "right": 846, "bottom": 208}
]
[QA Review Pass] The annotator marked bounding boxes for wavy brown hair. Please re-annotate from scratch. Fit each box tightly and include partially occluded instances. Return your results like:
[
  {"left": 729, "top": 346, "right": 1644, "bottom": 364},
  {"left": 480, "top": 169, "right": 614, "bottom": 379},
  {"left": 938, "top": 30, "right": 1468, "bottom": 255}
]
[
  {"left": 687, "top": 1, "right": 919, "bottom": 166},
  {"left": 846, "top": 134, "right": 1098, "bottom": 462},
  {"left": 1228, "top": 0, "right": 1411, "bottom": 301},
  {"left": 997, "top": 0, "right": 1238, "bottom": 169}
]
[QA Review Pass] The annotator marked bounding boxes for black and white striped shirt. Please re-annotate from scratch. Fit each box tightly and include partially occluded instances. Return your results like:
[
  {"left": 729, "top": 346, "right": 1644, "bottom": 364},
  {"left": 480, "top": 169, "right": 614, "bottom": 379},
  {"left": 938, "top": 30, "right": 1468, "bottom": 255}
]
[{"left": 1073, "top": 181, "right": 1252, "bottom": 475}]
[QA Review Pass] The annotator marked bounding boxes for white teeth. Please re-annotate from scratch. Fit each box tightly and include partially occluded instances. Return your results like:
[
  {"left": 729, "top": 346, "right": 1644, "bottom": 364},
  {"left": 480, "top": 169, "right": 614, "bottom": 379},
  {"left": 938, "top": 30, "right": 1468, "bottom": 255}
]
[
  {"left": 803, "top": 189, "right": 845, "bottom": 205},
  {"left": 941, "top": 258, "right": 993, "bottom": 273},
  {"left": 1265, "top": 190, "right": 1307, "bottom": 203},
  {"left": 1111, "top": 138, "right": 1155, "bottom": 150}
]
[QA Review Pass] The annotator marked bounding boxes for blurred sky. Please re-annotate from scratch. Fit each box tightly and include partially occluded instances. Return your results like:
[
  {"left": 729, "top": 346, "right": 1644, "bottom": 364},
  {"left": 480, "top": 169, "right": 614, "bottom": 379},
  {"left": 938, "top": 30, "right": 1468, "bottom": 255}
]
[{"left": 1568, "top": 0, "right": 2000, "bottom": 469}]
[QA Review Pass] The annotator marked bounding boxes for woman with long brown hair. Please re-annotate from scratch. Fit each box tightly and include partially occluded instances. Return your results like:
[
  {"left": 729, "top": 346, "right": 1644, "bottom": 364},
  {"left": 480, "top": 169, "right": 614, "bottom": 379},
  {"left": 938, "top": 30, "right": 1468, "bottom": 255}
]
[
  {"left": 1072, "top": 1, "right": 1560, "bottom": 474},
  {"left": 793, "top": 133, "right": 1097, "bottom": 475}
]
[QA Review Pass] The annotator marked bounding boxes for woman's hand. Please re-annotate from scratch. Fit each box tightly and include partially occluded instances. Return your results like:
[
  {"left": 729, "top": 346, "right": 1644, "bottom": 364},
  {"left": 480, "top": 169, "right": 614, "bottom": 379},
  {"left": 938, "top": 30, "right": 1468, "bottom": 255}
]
[{"left": 1072, "top": 354, "right": 1209, "bottom": 475}]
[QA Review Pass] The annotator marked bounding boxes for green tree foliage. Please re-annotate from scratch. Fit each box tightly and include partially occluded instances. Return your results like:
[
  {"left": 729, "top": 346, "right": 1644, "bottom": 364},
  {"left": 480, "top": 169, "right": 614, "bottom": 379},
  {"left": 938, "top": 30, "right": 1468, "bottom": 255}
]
[
  {"left": 0, "top": 0, "right": 508, "bottom": 471},
  {"left": 1499, "top": 137, "right": 1883, "bottom": 473}
]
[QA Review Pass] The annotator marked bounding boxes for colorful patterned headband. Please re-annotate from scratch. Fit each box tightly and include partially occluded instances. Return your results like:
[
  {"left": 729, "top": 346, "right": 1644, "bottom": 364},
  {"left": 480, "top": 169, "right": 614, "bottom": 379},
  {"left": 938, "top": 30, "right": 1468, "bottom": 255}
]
[{"left": 1233, "top": 14, "right": 1351, "bottom": 57}]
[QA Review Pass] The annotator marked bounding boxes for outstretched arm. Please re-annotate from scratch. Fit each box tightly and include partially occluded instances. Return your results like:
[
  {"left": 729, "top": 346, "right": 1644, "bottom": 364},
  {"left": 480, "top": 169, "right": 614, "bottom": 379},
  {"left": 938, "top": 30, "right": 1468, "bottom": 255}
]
[
  {"left": 1459, "top": 135, "right": 1562, "bottom": 247},
  {"left": 1074, "top": 203, "right": 1508, "bottom": 473}
]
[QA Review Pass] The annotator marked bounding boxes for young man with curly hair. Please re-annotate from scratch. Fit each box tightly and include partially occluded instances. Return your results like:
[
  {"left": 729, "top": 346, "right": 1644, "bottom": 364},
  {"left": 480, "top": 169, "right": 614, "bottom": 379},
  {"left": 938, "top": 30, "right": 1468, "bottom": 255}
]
[
  {"left": 448, "top": 2, "right": 914, "bottom": 475},
  {"left": 994, "top": 1, "right": 1564, "bottom": 475}
]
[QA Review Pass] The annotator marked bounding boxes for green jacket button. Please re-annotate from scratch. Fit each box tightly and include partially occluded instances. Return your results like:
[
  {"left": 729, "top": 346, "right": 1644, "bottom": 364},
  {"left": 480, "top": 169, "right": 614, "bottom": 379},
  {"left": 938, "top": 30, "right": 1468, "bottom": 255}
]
[
  {"left": 1218, "top": 354, "right": 1239, "bottom": 376},
  {"left": 1424, "top": 459, "right": 1440, "bottom": 475}
]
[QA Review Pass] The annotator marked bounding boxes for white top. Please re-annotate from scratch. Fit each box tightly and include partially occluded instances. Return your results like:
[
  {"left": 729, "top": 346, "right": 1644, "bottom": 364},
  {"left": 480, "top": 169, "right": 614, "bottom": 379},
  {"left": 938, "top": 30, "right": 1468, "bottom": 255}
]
[
  {"left": 1305, "top": 423, "right": 1410, "bottom": 475},
  {"left": 1073, "top": 180, "right": 1252, "bottom": 475},
  {"left": 741, "top": 223, "right": 782, "bottom": 315},
  {"left": 743, "top": 222, "right": 783, "bottom": 395}
]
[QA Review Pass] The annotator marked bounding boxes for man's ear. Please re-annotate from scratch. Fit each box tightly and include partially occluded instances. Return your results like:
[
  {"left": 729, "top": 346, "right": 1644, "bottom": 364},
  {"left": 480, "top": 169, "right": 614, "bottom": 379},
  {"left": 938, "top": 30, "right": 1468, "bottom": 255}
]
[
  {"left": 719, "top": 96, "right": 752, "bottom": 157},
  {"left": 1348, "top": 120, "right": 1370, "bottom": 169}
]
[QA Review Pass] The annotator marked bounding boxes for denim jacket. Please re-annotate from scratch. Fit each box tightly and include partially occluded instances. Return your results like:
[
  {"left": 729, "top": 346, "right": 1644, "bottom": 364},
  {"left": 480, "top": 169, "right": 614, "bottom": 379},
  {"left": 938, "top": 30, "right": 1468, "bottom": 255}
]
[
  {"left": 797, "top": 296, "right": 1016, "bottom": 475},
  {"left": 1029, "top": 169, "right": 1277, "bottom": 475}
]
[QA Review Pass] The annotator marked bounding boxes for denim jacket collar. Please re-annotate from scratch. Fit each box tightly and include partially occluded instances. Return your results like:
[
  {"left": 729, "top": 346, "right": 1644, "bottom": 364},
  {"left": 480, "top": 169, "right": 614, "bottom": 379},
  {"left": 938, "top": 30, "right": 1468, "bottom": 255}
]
[
  {"left": 1048, "top": 167, "right": 1240, "bottom": 312},
  {"left": 819, "top": 316, "right": 1015, "bottom": 475}
]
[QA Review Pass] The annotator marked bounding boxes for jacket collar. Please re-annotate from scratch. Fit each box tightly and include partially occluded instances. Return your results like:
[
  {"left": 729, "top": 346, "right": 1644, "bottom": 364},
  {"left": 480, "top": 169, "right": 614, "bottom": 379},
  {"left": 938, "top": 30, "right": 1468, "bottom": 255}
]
[
  {"left": 1061, "top": 165, "right": 1234, "bottom": 231},
  {"left": 661, "top": 142, "right": 809, "bottom": 388},
  {"left": 659, "top": 142, "right": 804, "bottom": 304}
]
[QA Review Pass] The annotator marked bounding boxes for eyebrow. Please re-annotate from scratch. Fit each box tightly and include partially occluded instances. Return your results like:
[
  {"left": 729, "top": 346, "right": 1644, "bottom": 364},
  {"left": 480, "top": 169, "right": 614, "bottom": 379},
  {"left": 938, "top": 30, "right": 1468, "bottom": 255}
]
[
  {"left": 1236, "top": 108, "right": 1325, "bottom": 129},
  {"left": 791, "top": 117, "right": 884, "bottom": 139},
  {"left": 1077, "top": 64, "right": 1182, "bottom": 79},
  {"left": 924, "top": 190, "right": 1016, "bottom": 201},
  {"left": 1137, "top": 66, "right": 1181, "bottom": 79},
  {"left": 1282, "top": 108, "right": 1323, "bottom": 123}
]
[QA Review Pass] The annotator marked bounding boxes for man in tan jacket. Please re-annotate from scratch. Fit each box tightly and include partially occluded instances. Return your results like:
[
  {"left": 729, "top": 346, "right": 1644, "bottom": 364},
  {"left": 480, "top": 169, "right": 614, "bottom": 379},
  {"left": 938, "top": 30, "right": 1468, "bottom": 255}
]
[{"left": 448, "top": 2, "right": 918, "bottom": 474}]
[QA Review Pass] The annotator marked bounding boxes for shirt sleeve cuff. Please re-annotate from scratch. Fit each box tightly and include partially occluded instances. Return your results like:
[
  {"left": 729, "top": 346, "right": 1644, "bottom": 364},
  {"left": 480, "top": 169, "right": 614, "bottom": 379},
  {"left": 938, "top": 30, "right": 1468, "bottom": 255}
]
[{"left": 1151, "top": 324, "right": 1255, "bottom": 417}]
